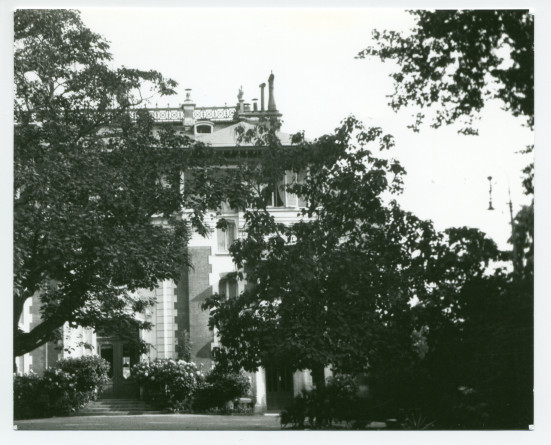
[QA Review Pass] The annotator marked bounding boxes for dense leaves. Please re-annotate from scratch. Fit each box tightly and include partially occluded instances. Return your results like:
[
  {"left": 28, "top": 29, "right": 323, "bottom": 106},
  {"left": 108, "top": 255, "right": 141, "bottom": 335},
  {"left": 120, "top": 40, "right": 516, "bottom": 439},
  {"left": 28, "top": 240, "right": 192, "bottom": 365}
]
[
  {"left": 204, "top": 117, "right": 532, "bottom": 428},
  {"left": 358, "top": 10, "right": 534, "bottom": 134},
  {"left": 354, "top": 10, "right": 533, "bottom": 428},
  {"left": 204, "top": 117, "right": 418, "bottom": 376},
  {"left": 14, "top": 355, "right": 110, "bottom": 419},
  {"left": 192, "top": 365, "right": 251, "bottom": 412},
  {"left": 131, "top": 359, "right": 204, "bottom": 410},
  {"left": 130, "top": 359, "right": 250, "bottom": 412},
  {"left": 280, "top": 375, "right": 363, "bottom": 429},
  {"left": 14, "top": 10, "right": 243, "bottom": 357}
]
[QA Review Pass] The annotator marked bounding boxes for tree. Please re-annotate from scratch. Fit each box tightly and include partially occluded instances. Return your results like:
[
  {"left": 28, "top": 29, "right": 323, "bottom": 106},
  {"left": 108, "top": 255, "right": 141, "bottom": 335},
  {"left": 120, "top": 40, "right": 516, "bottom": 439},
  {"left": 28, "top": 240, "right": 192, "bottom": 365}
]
[
  {"left": 204, "top": 118, "right": 432, "bottom": 381},
  {"left": 14, "top": 10, "right": 240, "bottom": 358},
  {"left": 403, "top": 226, "right": 533, "bottom": 429},
  {"left": 358, "top": 10, "right": 534, "bottom": 134},
  {"left": 359, "top": 11, "right": 533, "bottom": 427},
  {"left": 359, "top": 9, "right": 535, "bottom": 245},
  {"left": 204, "top": 119, "right": 532, "bottom": 428}
]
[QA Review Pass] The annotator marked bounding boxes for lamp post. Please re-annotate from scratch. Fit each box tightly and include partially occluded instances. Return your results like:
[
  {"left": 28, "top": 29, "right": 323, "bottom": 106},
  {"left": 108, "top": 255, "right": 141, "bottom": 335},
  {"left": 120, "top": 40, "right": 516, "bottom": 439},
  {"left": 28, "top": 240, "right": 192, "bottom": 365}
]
[{"left": 487, "top": 176, "right": 495, "bottom": 211}]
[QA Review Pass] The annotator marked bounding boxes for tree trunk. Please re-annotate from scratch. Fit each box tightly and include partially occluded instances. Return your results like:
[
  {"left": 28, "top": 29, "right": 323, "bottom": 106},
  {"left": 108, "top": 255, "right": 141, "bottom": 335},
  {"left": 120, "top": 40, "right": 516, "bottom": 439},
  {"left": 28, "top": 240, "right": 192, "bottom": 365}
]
[
  {"left": 14, "top": 316, "right": 64, "bottom": 358},
  {"left": 13, "top": 290, "right": 31, "bottom": 332}
]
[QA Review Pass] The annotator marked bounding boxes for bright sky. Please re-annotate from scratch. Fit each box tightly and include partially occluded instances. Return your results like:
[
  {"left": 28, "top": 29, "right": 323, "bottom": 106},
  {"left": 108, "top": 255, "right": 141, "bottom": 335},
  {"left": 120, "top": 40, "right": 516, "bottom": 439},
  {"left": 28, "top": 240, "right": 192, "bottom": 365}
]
[{"left": 78, "top": 8, "right": 533, "bottom": 250}]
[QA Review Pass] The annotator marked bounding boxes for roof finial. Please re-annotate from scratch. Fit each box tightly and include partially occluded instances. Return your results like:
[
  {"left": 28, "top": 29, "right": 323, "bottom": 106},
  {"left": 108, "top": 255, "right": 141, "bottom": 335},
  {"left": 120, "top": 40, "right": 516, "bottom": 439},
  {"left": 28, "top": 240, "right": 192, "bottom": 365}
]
[{"left": 185, "top": 88, "right": 192, "bottom": 102}]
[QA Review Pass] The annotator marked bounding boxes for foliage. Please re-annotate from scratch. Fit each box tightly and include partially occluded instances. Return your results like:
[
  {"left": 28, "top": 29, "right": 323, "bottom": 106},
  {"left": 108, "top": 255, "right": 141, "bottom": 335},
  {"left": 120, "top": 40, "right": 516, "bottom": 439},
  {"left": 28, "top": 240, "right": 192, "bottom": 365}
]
[
  {"left": 130, "top": 359, "right": 205, "bottom": 410},
  {"left": 192, "top": 365, "right": 251, "bottom": 412},
  {"left": 358, "top": 10, "right": 534, "bottom": 134},
  {"left": 510, "top": 202, "right": 534, "bottom": 280},
  {"left": 176, "top": 330, "right": 192, "bottom": 362},
  {"left": 417, "top": 271, "right": 533, "bottom": 429},
  {"left": 204, "top": 117, "right": 417, "bottom": 376},
  {"left": 400, "top": 411, "right": 436, "bottom": 430},
  {"left": 280, "top": 375, "right": 366, "bottom": 429},
  {"left": 55, "top": 355, "right": 111, "bottom": 394},
  {"left": 13, "top": 372, "right": 45, "bottom": 420},
  {"left": 130, "top": 359, "right": 250, "bottom": 413},
  {"left": 204, "top": 116, "right": 532, "bottom": 429},
  {"left": 40, "top": 368, "right": 87, "bottom": 416},
  {"left": 14, "top": 355, "right": 110, "bottom": 419},
  {"left": 14, "top": 9, "right": 244, "bottom": 357},
  {"left": 357, "top": 10, "right": 533, "bottom": 428}
]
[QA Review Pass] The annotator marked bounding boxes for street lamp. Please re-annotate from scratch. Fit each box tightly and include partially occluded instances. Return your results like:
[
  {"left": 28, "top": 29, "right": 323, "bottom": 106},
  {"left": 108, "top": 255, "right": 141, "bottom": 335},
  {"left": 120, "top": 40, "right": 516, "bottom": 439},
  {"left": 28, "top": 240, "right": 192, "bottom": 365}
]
[{"left": 487, "top": 176, "right": 495, "bottom": 211}]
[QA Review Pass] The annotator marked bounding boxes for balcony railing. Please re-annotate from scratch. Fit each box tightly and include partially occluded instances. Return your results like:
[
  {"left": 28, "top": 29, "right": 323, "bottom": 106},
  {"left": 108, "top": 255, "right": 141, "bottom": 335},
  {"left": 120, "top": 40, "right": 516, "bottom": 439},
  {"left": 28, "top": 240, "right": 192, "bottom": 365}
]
[
  {"left": 193, "top": 107, "right": 236, "bottom": 121},
  {"left": 128, "top": 106, "right": 236, "bottom": 123}
]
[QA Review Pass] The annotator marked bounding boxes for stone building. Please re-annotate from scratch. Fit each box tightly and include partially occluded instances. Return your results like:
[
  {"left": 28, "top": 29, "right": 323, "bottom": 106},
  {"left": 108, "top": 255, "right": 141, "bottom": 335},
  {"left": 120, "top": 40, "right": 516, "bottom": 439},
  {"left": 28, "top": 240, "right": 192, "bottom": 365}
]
[{"left": 16, "top": 73, "right": 325, "bottom": 412}]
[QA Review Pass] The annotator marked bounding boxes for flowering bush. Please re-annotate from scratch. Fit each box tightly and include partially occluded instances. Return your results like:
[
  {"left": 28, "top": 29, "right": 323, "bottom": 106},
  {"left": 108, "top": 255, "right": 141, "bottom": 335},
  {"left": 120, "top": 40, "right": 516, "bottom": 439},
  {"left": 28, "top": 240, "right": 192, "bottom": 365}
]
[
  {"left": 41, "top": 368, "right": 82, "bottom": 415},
  {"left": 56, "top": 355, "right": 110, "bottom": 396},
  {"left": 14, "top": 355, "right": 110, "bottom": 420},
  {"left": 131, "top": 359, "right": 205, "bottom": 410}
]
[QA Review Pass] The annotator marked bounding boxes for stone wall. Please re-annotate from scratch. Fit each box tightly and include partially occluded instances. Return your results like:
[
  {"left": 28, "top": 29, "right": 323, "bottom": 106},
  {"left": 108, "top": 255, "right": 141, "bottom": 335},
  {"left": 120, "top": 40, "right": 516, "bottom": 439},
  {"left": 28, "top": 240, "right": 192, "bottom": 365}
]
[{"left": 187, "top": 246, "right": 214, "bottom": 369}]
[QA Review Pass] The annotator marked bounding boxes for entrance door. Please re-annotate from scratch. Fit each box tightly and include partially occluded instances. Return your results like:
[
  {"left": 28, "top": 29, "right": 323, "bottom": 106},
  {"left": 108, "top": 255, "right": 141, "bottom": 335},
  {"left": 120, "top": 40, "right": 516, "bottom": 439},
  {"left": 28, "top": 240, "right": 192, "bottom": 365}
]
[
  {"left": 266, "top": 366, "right": 294, "bottom": 411},
  {"left": 98, "top": 339, "right": 139, "bottom": 398}
]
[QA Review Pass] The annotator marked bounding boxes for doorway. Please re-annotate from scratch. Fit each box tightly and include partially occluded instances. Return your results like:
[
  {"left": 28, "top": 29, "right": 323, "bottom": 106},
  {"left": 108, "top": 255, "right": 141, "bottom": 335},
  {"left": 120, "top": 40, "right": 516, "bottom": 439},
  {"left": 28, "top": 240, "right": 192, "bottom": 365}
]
[
  {"left": 265, "top": 366, "right": 294, "bottom": 411},
  {"left": 97, "top": 339, "right": 139, "bottom": 398}
]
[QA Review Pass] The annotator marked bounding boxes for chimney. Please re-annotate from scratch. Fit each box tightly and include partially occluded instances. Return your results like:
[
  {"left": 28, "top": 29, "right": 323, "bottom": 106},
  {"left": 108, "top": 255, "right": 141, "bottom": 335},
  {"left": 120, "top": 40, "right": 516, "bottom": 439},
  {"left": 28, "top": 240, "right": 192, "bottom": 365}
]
[
  {"left": 267, "top": 72, "right": 277, "bottom": 111},
  {"left": 259, "top": 83, "right": 266, "bottom": 111},
  {"left": 182, "top": 88, "right": 195, "bottom": 128},
  {"left": 252, "top": 98, "right": 258, "bottom": 111}
]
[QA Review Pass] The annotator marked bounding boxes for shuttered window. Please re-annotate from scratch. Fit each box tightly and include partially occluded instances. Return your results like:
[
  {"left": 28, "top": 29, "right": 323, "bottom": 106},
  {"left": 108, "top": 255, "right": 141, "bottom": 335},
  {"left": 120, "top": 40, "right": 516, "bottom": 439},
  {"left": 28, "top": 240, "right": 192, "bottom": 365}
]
[{"left": 217, "top": 220, "right": 236, "bottom": 252}]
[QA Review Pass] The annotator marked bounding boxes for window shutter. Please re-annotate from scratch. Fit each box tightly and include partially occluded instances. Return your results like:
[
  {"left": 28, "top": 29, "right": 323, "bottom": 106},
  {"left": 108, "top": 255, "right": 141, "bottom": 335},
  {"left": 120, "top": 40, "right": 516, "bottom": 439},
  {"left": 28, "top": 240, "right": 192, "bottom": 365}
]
[
  {"left": 227, "top": 221, "right": 236, "bottom": 246},
  {"left": 217, "top": 227, "right": 226, "bottom": 251}
]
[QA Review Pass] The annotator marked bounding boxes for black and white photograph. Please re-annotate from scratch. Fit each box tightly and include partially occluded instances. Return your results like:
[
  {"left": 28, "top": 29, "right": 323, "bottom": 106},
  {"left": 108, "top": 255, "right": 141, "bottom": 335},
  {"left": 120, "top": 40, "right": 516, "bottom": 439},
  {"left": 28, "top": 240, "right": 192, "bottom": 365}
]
[{"left": 4, "top": 0, "right": 547, "bottom": 441}]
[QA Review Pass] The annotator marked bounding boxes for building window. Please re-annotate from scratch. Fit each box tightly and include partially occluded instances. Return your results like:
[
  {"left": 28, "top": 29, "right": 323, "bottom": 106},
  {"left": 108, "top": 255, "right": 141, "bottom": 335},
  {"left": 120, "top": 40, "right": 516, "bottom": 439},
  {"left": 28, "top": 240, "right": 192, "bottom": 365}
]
[
  {"left": 297, "top": 170, "right": 308, "bottom": 208},
  {"left": 217, "top": 220, "right": 236, "bottom": 252},
  {"left": 219, "top": 278, "right": 238, "bottom": 299},
  {"left": 263, "top": 171, "right": 308, "bottom": 208},
  {"left": 195, "top": 123, "right": 213, "bottom": 134},
  {"left": 263, "top": 176, "right": 286, "bottom": 207}
]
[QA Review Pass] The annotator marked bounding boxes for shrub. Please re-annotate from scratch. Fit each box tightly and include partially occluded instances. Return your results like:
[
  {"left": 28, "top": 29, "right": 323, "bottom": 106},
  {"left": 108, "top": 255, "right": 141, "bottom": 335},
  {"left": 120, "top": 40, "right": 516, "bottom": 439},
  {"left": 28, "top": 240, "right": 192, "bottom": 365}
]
[
  {"left": 193, "top": 366, "right": 251, "bottom": 412},
  {"left": 281, "top": 375, "right": 364, "bottom": 429},
  {"left": 14, "top": 355, "right": 110, "bottom": 420},
  {"left": 14, "top": 372, "right": 46, "bottom": 420},
  {"left": 41, "top": 368, "right": 81, "bottom": 416},
  {"left": 56, "top": 355, "right": 110, "bottom": 397},
  {"left": 176, "top": 330, "right": 192, "bottom": 362},
  {"left": 131, "top": 359, "right": 205, "bottom": 410}
]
